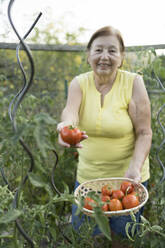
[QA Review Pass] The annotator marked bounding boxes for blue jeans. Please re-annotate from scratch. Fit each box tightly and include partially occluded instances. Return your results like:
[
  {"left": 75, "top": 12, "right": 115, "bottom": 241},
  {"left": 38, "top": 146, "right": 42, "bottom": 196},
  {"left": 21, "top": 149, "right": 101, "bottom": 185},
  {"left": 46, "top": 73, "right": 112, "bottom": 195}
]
[{"left": 72, "top": 180, "right": 148, "bottom": 237}]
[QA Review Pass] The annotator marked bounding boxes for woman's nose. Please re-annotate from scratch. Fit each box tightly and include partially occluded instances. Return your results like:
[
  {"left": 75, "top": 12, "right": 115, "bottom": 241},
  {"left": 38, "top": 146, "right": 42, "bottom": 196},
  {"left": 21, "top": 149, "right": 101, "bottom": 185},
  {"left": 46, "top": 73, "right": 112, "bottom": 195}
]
[{"left": 100, "top": 50, "right": 109, "bottom": 59}]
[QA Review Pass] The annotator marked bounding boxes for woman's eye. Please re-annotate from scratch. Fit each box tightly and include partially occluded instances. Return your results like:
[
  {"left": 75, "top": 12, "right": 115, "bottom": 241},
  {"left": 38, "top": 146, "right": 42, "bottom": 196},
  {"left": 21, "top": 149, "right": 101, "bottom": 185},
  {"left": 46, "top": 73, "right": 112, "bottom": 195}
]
[
  {"left": 109, "top": 50, "right": 116, "bottom": 53},
  {"left": 95, "top": 49, "right": 102, "bottom": 52}
]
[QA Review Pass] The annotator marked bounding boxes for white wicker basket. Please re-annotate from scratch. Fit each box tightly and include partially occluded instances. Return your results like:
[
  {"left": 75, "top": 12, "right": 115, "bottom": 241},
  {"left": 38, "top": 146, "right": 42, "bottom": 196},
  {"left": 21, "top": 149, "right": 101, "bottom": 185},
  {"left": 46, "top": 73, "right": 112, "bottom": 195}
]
[{"left": 74, "top": 177, "right": 149, "bottom": 217}]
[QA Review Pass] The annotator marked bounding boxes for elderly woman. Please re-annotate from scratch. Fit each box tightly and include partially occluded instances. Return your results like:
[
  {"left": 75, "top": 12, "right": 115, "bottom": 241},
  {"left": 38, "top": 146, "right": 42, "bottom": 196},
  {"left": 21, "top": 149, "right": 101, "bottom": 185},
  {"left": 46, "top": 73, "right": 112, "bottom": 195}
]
[{"left": 57, "top": 26, "right": 152, "bottom": 247}]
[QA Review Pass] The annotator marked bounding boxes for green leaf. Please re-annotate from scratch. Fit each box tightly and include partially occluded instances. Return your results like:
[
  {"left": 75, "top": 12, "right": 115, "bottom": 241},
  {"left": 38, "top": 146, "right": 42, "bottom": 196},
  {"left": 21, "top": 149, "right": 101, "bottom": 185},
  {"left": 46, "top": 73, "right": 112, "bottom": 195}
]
[
  {"left": 49, "top": 227, "right": 57, "bottom": 241},
  {"left": 44, "top": 184, "right": 54, "bottom": 198},
  {"left": 28, "top": 173, "right": 47, "bottom": 188},
  {"left": 131, "top": 223, "right": 138, "bottom": 237},
  {"left": 125, "top": 222, "right": 134, "bottom": 242},
  {"left": 33, "top": 125, "right": 51, "bottom": 158},
  {"left": 33, "top": 113, "right": 56, "bottom": 158},
  {"left": 151, "top": 225, "right": 163, "bottom": 232},
  {"left": 159, "top": 68, "right": 165, "bottom": 78},
  {"left": 0, "top": 232, "right": 13, "bottom": 239},
  {"left": 0, "top": 209, "right": 22, "bottom": 224},
  {"left": 34, "top": 113, "right": 57, "bottom": 125},
  {"left": 151, "top": 225, "right": 165, "bottom": 237},
  {"left": 39, "top": 213, "right": 45, "bottom": 227},
  {"left": 11, "top": 124, "right": 27, "bottom": 142},
  {"left": 138, "top": 229, "right": 149, "bottom": 238},
  {"left": 63, "top": 181, "right": 70, "bottom": 194},
  {"left": 130, "top": 211, "right": 136, "bottom": 222},
  {"left": 93, "top": 207, "right": 111, "bottom": 241},
  {"left": 140, "top": 215, "right": 150, "bottom": 225}
]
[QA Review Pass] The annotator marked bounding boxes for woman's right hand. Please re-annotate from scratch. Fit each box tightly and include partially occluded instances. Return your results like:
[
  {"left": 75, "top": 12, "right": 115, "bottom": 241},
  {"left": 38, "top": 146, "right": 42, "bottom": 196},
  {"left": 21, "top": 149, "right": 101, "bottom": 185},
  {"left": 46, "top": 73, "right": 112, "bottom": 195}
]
[
  {"left": 57, "top": 122, "right": 88, "bottom": 148},
  {"left": 57, "top": 122, "right": 71, "bottom": 148}
]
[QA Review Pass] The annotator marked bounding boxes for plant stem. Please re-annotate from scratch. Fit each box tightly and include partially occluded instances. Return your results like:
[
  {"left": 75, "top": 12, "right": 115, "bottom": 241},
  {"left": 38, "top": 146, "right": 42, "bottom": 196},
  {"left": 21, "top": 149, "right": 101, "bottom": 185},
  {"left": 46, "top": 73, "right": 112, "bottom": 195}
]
[{"left": 13, "top": 223, "right": 19, "bottom": 248}]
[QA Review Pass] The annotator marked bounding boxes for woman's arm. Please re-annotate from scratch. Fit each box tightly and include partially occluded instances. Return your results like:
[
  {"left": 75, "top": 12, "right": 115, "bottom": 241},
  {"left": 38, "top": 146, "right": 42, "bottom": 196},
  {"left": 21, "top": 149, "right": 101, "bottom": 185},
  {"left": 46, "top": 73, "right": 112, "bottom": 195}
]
[
  {"left": 60, "top": 78, "right": 82, "bottom": 125},
  {"left": 125, "top": 75, "right": 152, "bottom": 182},
  {"left": 57, "top": 77, "right": 87, "bottom": 148}
]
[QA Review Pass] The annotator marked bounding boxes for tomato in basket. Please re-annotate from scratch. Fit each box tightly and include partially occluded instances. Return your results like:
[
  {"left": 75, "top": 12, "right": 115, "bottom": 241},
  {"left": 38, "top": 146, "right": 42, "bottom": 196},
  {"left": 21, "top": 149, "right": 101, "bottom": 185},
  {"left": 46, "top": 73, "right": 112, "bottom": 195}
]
[
  {"left": 120, "top": 181, "right": 134, "bottom": 194},
  {"left": 60, "top": 126, "right": 82, "bottom": 145},
  {"left": 102, "top": 204, "right": 109, "bottom": 212},
  {"left": 101, "top": 195, "right": 110, "bottom": 212},
  {"left": 101, "top": 185, "right": 113, "bottom": 196},
  {"left": 122, "top": 194, "right": 140, "bottom": 209},
  {"left": 101, "top": 195, "right": 111, "bottom": 202},
  {"left": 84, "top": 197, "right": 96, "bottom": 210},
  {"left": 112, "top": 190, "right": 124, "bottom": 200},
  {"left": 109, "top": 199, "right": 123, "bottom": 211},
  {"left": 129, "top": 191, "right": 140, "bottom": 200}
]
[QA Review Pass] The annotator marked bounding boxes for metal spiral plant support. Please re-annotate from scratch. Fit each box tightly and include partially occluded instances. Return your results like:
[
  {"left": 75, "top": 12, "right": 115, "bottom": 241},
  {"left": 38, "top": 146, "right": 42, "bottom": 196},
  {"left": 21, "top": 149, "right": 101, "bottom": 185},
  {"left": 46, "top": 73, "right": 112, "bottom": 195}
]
[
  {"left": 51, "top": 149, "right": 73, "bottom": 244},
  {"left": 7, "top": 0, "right": 42, "bottom": 247},
  {"left": 154, "top": 74, "right": 165, "bottom": 184},
  {"left": 7, "top": 1, "right": 72, "bottom": 246}
]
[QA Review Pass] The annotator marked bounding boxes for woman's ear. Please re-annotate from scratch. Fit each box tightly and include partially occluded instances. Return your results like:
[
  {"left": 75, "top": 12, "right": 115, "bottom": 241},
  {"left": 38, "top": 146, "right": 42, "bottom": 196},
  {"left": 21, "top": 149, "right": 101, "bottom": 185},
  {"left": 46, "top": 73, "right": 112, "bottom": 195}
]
[
  {"left": 119, "top": 52, "right": 125, "bottom": 68},
  {"left": 87, "top": 51, "right": 90, "bottom": 65}
]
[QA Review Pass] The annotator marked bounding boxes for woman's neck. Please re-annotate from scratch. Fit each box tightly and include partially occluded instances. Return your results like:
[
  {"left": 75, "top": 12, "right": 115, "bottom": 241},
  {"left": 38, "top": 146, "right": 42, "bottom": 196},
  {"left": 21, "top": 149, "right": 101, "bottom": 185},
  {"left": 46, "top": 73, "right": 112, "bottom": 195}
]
[{"left": 94, "top": 70, "right": 117, "bottom": 86}]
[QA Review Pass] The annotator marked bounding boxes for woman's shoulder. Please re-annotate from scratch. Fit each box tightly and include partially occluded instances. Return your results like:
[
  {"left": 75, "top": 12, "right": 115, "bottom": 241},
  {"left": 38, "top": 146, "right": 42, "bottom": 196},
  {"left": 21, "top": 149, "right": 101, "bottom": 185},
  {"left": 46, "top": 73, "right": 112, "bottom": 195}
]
[
  {"left": 117, "top": 70, "right": 139, "bottom": 88},
  {"left": 75, "top": 71, "right": 93, "bottom": 81},
  {"left": 118, "top": 69, "right": 138, "bottom": 78},
  {"left": 75, "top": 71, "right": 94, "bottom": 89}
]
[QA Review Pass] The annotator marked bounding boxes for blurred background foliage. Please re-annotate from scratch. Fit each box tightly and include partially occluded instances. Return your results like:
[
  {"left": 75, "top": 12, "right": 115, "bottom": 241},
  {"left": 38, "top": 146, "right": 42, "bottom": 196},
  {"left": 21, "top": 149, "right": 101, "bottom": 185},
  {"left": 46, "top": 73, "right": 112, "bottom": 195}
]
[{"left": 0, "top": 25, "right": 165, "bottom": 247}]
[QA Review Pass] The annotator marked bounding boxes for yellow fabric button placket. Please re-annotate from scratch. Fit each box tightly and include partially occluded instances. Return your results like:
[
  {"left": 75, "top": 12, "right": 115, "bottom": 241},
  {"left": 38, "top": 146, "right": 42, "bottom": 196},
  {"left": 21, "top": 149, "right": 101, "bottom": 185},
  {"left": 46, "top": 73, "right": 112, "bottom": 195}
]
[{"left": 96, "top": 108, "right": 103, "bottom": 135}]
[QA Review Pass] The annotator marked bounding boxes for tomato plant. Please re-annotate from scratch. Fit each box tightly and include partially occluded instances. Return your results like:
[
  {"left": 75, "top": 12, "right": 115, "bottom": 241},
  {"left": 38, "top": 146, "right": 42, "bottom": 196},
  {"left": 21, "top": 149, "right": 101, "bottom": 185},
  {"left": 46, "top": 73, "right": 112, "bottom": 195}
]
[{"left": 60, "top": 125, "right": 82, "bottom": 145}]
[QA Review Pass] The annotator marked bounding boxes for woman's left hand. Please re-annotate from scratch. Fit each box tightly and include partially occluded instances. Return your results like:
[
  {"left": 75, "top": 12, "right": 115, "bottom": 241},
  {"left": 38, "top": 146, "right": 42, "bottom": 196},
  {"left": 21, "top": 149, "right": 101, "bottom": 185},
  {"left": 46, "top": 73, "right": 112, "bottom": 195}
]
[{"left": 124, "top": 166, "right": 141, "bottom": 183}]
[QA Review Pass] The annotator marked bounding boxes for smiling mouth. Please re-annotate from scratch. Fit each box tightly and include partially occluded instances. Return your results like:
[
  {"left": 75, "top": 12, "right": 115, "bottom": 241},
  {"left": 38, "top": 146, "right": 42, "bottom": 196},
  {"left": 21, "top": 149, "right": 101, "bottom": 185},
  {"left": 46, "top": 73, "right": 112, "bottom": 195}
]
[
  {"left": 98, "top": 64, "right": 111, "bottom": 69},
  {"left": 98, "top": 63, "right": 110, "bottom": 66}
]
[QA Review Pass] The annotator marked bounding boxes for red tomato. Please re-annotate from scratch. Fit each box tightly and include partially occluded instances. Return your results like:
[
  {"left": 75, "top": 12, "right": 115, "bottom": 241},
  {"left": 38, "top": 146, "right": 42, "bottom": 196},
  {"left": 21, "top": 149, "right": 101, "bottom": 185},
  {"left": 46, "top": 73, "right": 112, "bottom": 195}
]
[
  {"left": 120, "top": 181, "right": 134, "bottom": 194},
  {"left": 101, "top": 195, "right": 111, "bottom": 203},
  {"left": 129, "top": 191, "right": 139, "bottom": 200},
  {"left": 101, "top": 185, "right": 113, "bottom": 196},
  {"left": 102, "top": 204, "right": 109, "bottom": 212},
  {"left": 84, "top": 197, "right": 96, "bottom": 210},
  {"left": 112, "top": 190, "right": 124, "bottom": 200},
  {"left": 122, "top": 194, "right": 140, "bottom": 209},
  {"left": 60, "top": 126, "right": 82, "bottom": 145},
  {"left": 109, "top": 199, "right": 123, "bottom": 211}
]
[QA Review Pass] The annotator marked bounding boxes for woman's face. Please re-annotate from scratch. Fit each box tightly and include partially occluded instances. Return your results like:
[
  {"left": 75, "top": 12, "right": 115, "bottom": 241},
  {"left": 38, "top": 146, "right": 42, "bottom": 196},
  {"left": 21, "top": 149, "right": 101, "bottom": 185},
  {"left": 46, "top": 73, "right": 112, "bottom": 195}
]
[{"left": 88, "top": 35, "right": 123, "bottom": 77}]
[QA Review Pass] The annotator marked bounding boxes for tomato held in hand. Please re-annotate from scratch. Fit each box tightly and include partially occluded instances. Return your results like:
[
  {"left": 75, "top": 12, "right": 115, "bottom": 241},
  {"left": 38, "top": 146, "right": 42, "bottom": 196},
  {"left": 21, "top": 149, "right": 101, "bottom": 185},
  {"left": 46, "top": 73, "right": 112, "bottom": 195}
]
[
  {"left": 84, "top": 197, "right": 96, "bottom": 210},
  {"left": 122, "top": 194, "right": 140, "bottom": 209},
  {"left": 101, "top": 185, "right": 113, "bottom": 196},
  {"left": 109, "top": 199, "right": 123, "bottom": 211},
  {"left": 120, "top": 181, "right": 134, "bottom": 194},
  {"left": 60, "top": 126, "right": 82, "bottom": 145},
  {"left": 112, "top": 190, "right": 124, "bottom": 200}
]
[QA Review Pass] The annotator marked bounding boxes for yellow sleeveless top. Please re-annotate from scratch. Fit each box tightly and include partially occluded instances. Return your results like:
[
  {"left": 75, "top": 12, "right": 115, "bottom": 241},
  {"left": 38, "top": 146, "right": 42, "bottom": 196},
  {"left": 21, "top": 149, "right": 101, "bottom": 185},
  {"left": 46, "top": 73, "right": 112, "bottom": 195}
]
[{"left": 76, "top": 69, "right": 150, "bottom": 183}]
